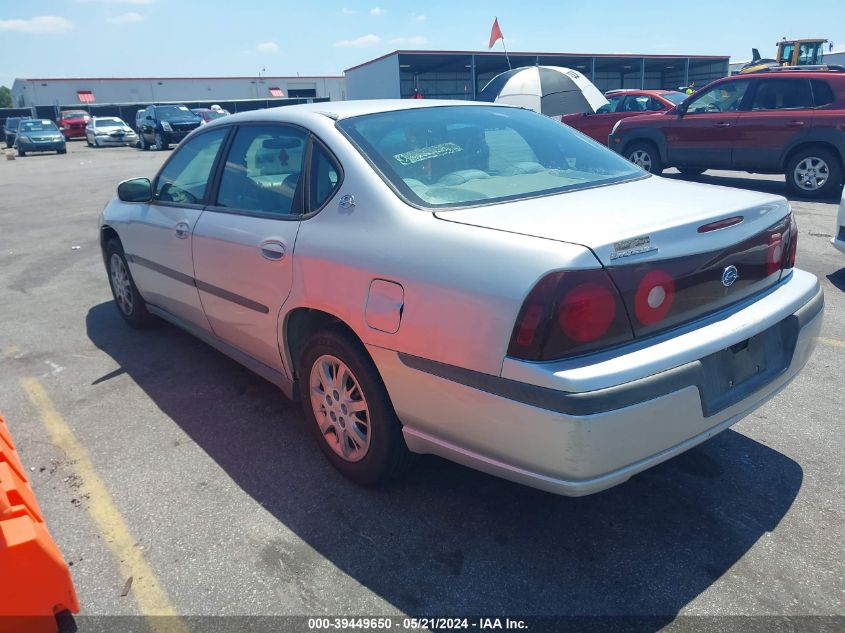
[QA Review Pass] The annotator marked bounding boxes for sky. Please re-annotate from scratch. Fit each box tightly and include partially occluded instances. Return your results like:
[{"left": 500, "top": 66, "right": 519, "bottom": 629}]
[{"left": 1, "top": 0, "right": 843, "bottom": 88}]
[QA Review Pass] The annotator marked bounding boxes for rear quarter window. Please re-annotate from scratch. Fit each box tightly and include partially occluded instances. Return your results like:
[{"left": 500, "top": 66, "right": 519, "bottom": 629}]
[{"left": 811, "top": 80, "right": 835, "bottom": 107}]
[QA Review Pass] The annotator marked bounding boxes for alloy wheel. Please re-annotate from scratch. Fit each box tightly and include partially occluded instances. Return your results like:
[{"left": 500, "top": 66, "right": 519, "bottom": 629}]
[
  {"left": 109, "top": 253, "right": 134, "bottom": 316},
  {"left": 309, "top": 354, "right": 371, "bottom": 462},
  {"left": 629, "top": 149, "right": 653, "bottom": 172},
  {"left": 793, "top": 156, "right": 830, "bottom": 192}
]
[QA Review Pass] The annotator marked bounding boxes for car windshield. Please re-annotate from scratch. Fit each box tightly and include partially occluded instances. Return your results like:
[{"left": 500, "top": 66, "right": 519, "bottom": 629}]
[
  {"left": 19, "top": 120, "right": 58, "bottom": 132},
  {"left": 95, "top": 118, "right": 125, "bottom": 127},
  {"left": 61, "top": 111, "right": 88, "bottom": 119},
  {"left": 204, "top": 110, "right": 228, "bottom": 119},
  {"left": 663, "top": 92, "right": 688, "bottom": 105},
  {"left": 157, "top": 105, "right": 195, "bottom": 119},
  {"left": 338, "top": 105, "right": 644, "bottom": 209}
]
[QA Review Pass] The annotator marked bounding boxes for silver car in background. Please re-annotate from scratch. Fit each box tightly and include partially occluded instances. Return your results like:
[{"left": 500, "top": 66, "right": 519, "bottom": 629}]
[
  {"left": 98, "top": 100, "right": 823, "bottom": 496},
  {"left": 85, "top": 116, "right": 138, "bottom": 148}
]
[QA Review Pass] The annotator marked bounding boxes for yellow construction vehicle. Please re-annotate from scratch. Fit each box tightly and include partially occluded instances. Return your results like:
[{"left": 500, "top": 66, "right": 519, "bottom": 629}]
[{"left": 739, "top": 38, "right": 828, "bottom": 74}]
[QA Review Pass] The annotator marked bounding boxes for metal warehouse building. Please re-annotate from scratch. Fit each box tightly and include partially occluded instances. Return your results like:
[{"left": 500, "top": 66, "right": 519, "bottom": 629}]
[
  {"left": 11, "top": 75, "right": 346, "bottom": 107},
  {"left": 345, "top": 50, "right": 730, "bottom": 100}
]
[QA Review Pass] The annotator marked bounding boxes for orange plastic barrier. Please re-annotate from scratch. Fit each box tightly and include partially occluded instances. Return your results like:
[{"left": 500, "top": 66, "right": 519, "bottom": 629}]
[{"left": 0, "top": 413, "right": 79, "bottom": 633}]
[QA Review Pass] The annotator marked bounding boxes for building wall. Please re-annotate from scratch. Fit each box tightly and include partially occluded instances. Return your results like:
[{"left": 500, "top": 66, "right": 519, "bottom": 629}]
[
  {"left": 344, "top": 54, "right": 401, "bottom": 100},
  {"left": 11, "top": 76, "right": 345, "bottom": 107}
]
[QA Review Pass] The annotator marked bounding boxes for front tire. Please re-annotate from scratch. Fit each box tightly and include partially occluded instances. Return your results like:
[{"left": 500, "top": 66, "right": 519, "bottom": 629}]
[
  {"left": 154, "top": 132, "right": 168, "bottom": 151},
  {"left": 105, "top": 240, "right": 156, "bottom": 328},
  {"left": 626, "top": 142, "right": 663, "bottom": 174},
  {"left": 785, "top": 147, "right": 843, "bottom": 199},
  {"left": 139, "top": 134, "right": 149, "bottom": 151},
  {"left": 299, "top": 328, "right": 414, "bottom": 486},
  {"left": 17, "top": 148, "right": 25, "bottom": 157},
  {"left": 57, "top": 148, "right": 66, "bottom": 155}
]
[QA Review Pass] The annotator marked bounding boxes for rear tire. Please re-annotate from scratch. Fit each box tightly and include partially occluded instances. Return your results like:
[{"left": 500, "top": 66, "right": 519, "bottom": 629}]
[
  {"left": 17, "top": 148, "right": 25, "bottom": 157},
  {"left": 785, "top": 147, "right": 843, "bottom": 199},
  {"left": 104, "top": 239, "right": 156, "bottom": 328},
  {"left": 678, "top": 167, "right": 705, "bottom": 176},
  {"left": 626, "top": 141, "right": 663, "bottom": 174},
  {"left": 299, "top": 327, "right": 414, "bottom": 486}
]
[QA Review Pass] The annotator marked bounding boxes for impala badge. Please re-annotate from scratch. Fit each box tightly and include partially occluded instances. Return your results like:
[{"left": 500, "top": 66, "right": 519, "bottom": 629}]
[
  {"left": 721, "top": 265, "right": 739, "bottom": 287},
  {"left": 610, "top": 235, "right": 658, "bottom": 260}
]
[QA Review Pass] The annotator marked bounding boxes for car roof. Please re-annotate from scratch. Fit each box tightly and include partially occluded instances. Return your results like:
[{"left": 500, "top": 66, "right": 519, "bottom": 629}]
[{"left": 223, "top": 99, "right": 516, "bottom": 124}]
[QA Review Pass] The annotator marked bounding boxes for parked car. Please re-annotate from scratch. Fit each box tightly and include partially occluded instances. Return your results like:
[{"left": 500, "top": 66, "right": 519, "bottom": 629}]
[
  {"left": 4, "top": 116, "right": 31, "bottom": 148},
  {"left": 833, "top": 187, "right": 845, "bottom": 254},
  {"left": 14, "top": 119, "right": 66, "bottom": 156},
  {"left": 192, "top": 107, "right": 230, "bottom": 124},
  {"left": 58, "top": 110, "right": 91, "bottom": 140},
  {"left": 609, "top": 69, "right": 845, "bottom": 198},
  {"left": 136, "top": 104, "right": 202, "bottom": 151},
  {"left": 85, "top": 116, "right": 138, "bottom": 148},
  {"left": 99, "top": 100, "right": 822, "bottom": 496},
  {"left": 562, "top": 89, "right": 687, "bottom": 143}
]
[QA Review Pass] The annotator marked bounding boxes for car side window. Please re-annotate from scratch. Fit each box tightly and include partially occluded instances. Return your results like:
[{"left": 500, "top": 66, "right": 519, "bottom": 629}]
[
  {"left": 309, "top": 142, "right": 341, "bottom": 211},
  {"left": 154, "top": 128, "right": 227, "bottom": 205},
  {"left": 216, "top": 124, "right": 307, "bottom": 217},
  {"left": 596, "top": 95, "right": 624, "bottom": 114},
  {"left": 749, "top": 79, "right": 813, "bottom": 111},
  {"left": 622, "top": 96, "right": 650, "bottom": 112},
  {"left": 811, "top": 80, "right": 835, "bottom": 107},
  {"left": 686, "top": 81, "right": 750, "bottom": 114}
]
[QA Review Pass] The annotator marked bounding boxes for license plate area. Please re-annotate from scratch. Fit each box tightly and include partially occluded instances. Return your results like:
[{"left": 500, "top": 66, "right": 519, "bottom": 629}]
[{"left": 697, "top": 317, "right": 798, "bottom": 416}]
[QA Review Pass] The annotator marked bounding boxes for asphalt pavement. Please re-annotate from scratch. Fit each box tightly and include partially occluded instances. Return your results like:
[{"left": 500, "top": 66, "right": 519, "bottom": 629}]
[{"left": 0, "top": 140, "right": 843, "bottom": 631}]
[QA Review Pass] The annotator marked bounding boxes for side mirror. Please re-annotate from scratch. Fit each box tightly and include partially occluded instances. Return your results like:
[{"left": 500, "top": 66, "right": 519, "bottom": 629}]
[
  {"left": 117, "top": 177, "right": 152, "bottom": 203},
  {"left": 675, "top": 102, "right": 688, "bottom": 116}
]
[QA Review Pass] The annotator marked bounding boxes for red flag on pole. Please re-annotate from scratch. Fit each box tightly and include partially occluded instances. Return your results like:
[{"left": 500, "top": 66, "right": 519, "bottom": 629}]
[{"left": 488, "top": 17, "right": 503, "bottom": 49}]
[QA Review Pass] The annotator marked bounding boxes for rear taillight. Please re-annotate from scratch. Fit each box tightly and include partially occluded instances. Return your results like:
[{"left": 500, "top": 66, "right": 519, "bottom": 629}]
[
  {"left": 784, "top": 213, "right": 798, "bottom": 270},
  {"left": 508, "top": 270, "right": 633, "bottom": 361},
  {"left": 634, "top": 270, "right": 676, "bottom": 326},
  {"left": 767, "top": 233, "right": 785, "bottom": 276}
]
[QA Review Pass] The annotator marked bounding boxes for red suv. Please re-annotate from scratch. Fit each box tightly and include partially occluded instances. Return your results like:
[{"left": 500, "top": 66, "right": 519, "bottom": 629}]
[
  {"left": 609, "top": 70, "right": 845, "bottom": 198},
  {"left": 562, "top": 89, "right": 687, "bottom": 143},
  {"left": 58, "top": 110, "right": 91, "bottom": 140}
]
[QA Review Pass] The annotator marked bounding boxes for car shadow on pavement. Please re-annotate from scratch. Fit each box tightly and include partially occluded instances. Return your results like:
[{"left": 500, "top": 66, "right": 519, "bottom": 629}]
[
  {"left": 86, "top": 302, "right": 803, "bottom": 624},
  {"left": 662, "top": 172, "right": 842, "bottom": 203},
  {"left": 827, "top": 268, "right": 845, "bottom": 292}
]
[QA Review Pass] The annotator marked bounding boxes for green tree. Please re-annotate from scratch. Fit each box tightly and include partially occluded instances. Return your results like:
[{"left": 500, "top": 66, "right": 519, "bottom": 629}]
[{"left": 0, "top": 86, "right": 12, "bottom": 109}]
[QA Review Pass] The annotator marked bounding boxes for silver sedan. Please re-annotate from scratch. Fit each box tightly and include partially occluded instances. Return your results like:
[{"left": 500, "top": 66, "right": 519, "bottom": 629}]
[
  {"left": 85, "top": 116, "right": 138, "bottom": 147},
  {"left": 98, "top": 100, "right": 823, "bottom": 495}
]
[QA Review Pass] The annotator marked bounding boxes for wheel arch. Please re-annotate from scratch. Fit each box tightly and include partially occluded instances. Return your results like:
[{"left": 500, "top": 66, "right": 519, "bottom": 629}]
[
  {"left": 100, "top": 225, "right": 121, "bottom": 262},
  {"left": 283, "top": 307, "right": 367, "bottom": 381},
  {"left": 780, "top": 140, "right": 845, "bottom": 174},
  {"left": 619, "top": 128, "right": 668, "bottom": 163}
]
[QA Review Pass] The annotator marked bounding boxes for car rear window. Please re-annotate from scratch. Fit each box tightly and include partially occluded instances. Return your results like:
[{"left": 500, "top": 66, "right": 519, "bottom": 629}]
[
  {"left": 337, "top": 105, "right": 643, "bottom": 209},
  {"left": 811, "top": 80, "right": 835, "bottom": 107}
]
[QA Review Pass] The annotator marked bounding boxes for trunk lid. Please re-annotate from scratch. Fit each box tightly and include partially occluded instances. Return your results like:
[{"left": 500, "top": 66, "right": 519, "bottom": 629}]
[{"left": 435, "top": 176, "right": 793, "bottom": 339}]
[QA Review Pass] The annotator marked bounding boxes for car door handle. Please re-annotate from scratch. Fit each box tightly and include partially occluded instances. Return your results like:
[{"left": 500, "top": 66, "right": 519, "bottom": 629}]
[
  {"left": 714, "top": 121, "right": 731, "bottom": 127},
  {"left": 787, "top": 120, "right": 805, "bottom": 127},
  {"left": 174, "top": 221, "right": 190, "bottom": 239},
  {"left": 259, "top": 241, "right": 286, "bottom": 261}
]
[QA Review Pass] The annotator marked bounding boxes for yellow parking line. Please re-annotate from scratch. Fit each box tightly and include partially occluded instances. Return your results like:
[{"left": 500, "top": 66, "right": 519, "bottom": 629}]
[
  {"left": 20, "top": 377, "right": 189, "bottom": 633},
  {"left": 1, "top": 345, "right": 20, "bottom": 358},
  {"left": 816, "top": 337, "right": 845, "bottom": 348}
]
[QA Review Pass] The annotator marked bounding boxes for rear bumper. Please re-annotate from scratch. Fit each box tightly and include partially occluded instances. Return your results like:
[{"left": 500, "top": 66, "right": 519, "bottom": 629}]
[
  {"left": 62, "top": 128, "right": 86, "bottom": 139},
  {"left": 372, "top": 269, "right": 822, "bottom": 496}
]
